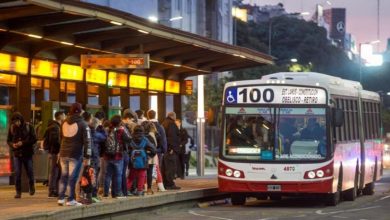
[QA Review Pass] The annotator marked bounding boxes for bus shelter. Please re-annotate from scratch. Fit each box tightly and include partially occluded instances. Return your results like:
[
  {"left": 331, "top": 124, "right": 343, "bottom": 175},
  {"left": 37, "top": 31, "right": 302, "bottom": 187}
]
[{"left": 0, "top": 0, "right": 273, "bottom": 179}]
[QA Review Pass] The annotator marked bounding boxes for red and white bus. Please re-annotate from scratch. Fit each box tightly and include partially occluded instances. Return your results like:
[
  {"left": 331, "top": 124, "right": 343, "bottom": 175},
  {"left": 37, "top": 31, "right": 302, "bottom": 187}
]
[{"left": 219, "top": 72, "right": 383, "bottom": 206}]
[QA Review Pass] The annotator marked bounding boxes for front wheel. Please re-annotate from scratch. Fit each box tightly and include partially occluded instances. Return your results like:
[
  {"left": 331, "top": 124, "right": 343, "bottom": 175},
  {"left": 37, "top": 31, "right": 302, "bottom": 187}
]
[
  {"left": 326, "top": 190, "right": 341, "bottom": 206},
  {"left": 231, "top": 193, "right": 246, "bottom": 205},
  {"left": 362, "top": 182, "right": 375, "bottom": 195}
]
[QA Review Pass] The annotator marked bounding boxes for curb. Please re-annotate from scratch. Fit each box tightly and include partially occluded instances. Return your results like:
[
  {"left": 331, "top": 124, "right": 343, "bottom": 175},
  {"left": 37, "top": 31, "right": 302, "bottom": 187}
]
[{"left": 10, "top": 188, "right": 227, "bottom": 220}]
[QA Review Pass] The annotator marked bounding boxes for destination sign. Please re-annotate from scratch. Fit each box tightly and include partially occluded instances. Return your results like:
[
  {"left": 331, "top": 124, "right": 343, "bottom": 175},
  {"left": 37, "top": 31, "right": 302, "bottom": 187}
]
[{"left": 224, "top": 86, "right": 327, "bottom": 105}]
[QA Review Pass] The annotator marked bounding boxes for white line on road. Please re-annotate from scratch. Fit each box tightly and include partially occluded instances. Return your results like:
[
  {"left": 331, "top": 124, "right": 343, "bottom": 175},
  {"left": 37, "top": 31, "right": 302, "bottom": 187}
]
[
  {"left": 315, "top": 205, "right": 381, "bottom": 215},
  {"left": 378, "top": 195, "right": 390, "bottom": 201},
  {"left": 188, "top": 210, "right": 233, "bottom": 220},
  {"left": 332, "top": 216, "right": 348, "bottom": 219}
]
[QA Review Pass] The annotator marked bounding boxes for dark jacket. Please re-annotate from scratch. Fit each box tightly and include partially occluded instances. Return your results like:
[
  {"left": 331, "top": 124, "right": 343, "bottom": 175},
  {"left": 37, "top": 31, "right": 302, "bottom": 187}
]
[
  {"left": 60, "top": 114, "right": 92, "bottom": 160},
  {"left": 43, "top": 120, "right": 61, "bottom": 154},
  {"left": 161, "top": 117, "right": 180, "bottom": 154},
  {"left": 7, "top": 115, "right": 37, "bottom": 158},
  {"left": 103, "top": 125, "right": 131, "bottom": 160},
  {"left": 150, "top": 120, "right": 167, "bottom": 154},
  {"left": 90, "top": 125, "right": 107, "bottom": 164},
  {"left": 178, "top": 128, "right": 191, "bottom": 154}
]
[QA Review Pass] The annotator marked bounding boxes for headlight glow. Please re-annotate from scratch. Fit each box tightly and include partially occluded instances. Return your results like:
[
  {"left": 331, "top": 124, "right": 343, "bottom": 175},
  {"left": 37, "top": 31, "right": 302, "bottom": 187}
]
[
  {"left": 233, "top": 170, "right": 241, "bottom": 178},
  {"left": 308, "top": 171, "right": 316, "bottom": 179},
  {"left": 225, "top": 169, "right": 233, "bottom": 177},
  {"left": 316, "top": 170, "right": 324, "bottom": 178}
]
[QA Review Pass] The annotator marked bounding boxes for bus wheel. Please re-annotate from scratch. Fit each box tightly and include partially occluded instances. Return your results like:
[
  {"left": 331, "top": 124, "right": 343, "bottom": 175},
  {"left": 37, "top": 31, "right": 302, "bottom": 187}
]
[
  {"left": 269, "top": 194, "right": 282, "bottom": 201},
  {"left": 344, "top": 167, "right": 358, "bottom": 201},
  {"left": 256, "top": 193, "right": 268, "bottom": 200},
  {"left": 327, "top": 167, "right": 342, "bottom": 206},
  {"left": 231, "top": 194, "right": 246, "bottom": 205}
]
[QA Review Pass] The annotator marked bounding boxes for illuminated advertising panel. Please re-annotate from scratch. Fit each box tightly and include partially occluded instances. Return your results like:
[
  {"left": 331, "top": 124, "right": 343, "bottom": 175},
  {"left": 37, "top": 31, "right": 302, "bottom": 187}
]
[
  {"left": 31, "top": 59, "right": 58, "bottom": 78},
  {"left": 86, "top": 69, "right": 107, "bottom": 85},
  {"left": 148, "top": 77, "right": 164, "bottom": 91},
  {"left": 0, "top": 53, "right": 28, "bottom": 75},
  {"left": 0, "top": 73, "right": 17, "bottom": 86},
  {"left": 60, "top": 64, "right": 84, "bottom": 81},
  {"left": 165, "top": 80, "right": 180, "bottom": 94},
  {"left": 129, "top": 75, "right": 147, "bottom": 89},
  {"left": 108, "top": 71, "right": 128, "bottom": 87}
]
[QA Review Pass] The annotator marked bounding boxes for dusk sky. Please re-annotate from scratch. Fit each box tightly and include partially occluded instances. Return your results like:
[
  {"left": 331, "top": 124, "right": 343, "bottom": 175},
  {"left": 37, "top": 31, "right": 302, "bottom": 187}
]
[{"left": 243, "top": 0, "right": 390, "bottom": 52}]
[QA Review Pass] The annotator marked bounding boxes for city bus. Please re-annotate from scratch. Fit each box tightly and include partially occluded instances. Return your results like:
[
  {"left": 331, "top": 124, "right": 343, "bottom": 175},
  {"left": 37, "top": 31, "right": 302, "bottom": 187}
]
[{"left": 218, "top": 72, "right": 383, "bottom": 206}]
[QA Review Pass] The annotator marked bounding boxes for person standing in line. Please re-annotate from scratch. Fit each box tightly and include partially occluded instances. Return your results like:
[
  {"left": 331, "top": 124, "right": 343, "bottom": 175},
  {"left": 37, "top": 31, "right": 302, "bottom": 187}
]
[
  {"left": 43, "top": 111, "right": 65, "bottom": 198},
  {"left": 135, "top": 109, "right": 147, "bottom": 125},
  {"left": 141, "top": 121, "right": 159, "bottom": 195},
  {"left": 103, "top": 115, "right": 131, "bottom": 198},
  {"left": 7, "top": 112, "right": 37, "bottom": 199},
  {"left": 89, "top": 116, "right": 106, "bottom": 202},
  {"left": 98, "top": 119, "right": 110, "bottom": 196},
  {"left": 127, "top": 125, "right": 156, "bottom": 196},
  {"left": 57, "top": 103, "right": 92, "bottom": 206},
  {"left": 121, "top": 109, "right": 137, "bottom": 196},
  {"left": 175, "top": 119, "right": 186, "bottom": 179},
  {"left": 146, "top": 109, "right": 167, "bottom": 165},
  {"left": 180, "top": 125, "right": 194, "bottom": 177},
  {"left": 94, "top": 111, "right": 107, "bottom": 196},
  {"left": 161, "top": 112, "right": 181, "bottom": 190}
]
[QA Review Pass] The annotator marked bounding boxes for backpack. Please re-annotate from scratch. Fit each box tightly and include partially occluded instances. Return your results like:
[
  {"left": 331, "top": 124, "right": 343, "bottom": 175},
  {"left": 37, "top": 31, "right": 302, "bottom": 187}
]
[
  {"left": 105, "top": 129, "right": 118, "bottom": 156},
  {"left": 43, "top": 123, "right": 60, "bottom": 152},
  {"left": 130, "top": 137, "right": 148, "bottom": 169},
  {"left": 80, "top": 165, "right": 95, "bottom": 193}
]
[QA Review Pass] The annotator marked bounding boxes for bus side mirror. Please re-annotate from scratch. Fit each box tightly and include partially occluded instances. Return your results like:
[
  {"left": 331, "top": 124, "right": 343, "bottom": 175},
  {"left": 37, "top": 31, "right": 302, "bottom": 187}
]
[{"left": 333, "top": 108, "right": 344, "bottom": 127}]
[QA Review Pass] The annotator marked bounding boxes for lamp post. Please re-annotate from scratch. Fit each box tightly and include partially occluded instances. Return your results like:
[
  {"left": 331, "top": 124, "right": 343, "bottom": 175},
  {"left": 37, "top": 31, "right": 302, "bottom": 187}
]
[{"left": 359, "top": 40, "right": 380, "bottom": 83}]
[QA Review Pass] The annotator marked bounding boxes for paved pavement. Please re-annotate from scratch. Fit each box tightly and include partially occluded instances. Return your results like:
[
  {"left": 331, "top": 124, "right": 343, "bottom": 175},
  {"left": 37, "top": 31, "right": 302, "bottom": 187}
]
[{"left": 0, "top": 171, "right": 218, "bottom": 220}]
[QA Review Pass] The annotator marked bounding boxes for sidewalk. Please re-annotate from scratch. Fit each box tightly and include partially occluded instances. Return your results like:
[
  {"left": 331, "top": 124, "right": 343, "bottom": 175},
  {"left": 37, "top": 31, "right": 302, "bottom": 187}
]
[{"left": 0, "top": 172, "right": 220, "bottom": 220}]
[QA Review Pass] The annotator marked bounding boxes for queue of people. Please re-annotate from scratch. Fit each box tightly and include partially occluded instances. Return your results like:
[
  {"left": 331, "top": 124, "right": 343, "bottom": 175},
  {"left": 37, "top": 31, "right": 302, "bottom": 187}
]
[{"left": 7, "top": 103, "right": 194, "bottom": 207}]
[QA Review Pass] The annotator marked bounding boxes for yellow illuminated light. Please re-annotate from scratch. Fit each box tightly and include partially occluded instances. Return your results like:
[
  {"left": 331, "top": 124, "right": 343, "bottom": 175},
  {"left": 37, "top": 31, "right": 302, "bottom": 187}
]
[
  {"left": 108, "top": 72, "right": 128, "bottom": 87},
  {"left": 86, "top": 69, "right": 107, "bottom": 85},
  {"left": 165, "top": 80, "right": 180, "bottom": 94},
  {"left": 31, "top": 77, "right": 42, "bottom": 88},
  {"left": 15, "top": 56, "right": 28, "bottom": 74},
  {"left": 129, "top": 75, "right": 147, "bottom": 89},
  {"left": 0, "top": 73, "right": 16, "bottom": 86},
  {"left": 232, "top": 7, "right": 248, "bottom": 22},
  {"left": 31, "top": 59, "right": 58, "bottom": 78},
  {"left": 148, "top": 77, "right": 164, "bottom": 91},
  {"left": 0, "top": 53, "right": 28, "bottom": 75},
  {"left": 60, "top": 64, "right": 83, "bottom": 81}
]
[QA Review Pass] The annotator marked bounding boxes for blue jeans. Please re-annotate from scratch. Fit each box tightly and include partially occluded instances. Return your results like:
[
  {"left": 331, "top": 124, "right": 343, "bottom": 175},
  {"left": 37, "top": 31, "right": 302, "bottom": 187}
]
[
  {"left": 14, "top": 156, "right": 34, "bottom": 193},
  {"left": 58, "top": 157, "right": 82, "bottom": 201},
  {"left": 122, "top": 153, "right": 129, "bottom": 196},
  {"left": 104, "top": 159, "right": 124, "bottom": 197}
]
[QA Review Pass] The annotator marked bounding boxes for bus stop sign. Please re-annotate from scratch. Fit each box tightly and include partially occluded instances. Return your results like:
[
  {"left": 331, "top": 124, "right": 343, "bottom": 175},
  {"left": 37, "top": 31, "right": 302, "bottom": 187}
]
[{"left": 80, "top": 54, "right": 149, "bottom": 69}]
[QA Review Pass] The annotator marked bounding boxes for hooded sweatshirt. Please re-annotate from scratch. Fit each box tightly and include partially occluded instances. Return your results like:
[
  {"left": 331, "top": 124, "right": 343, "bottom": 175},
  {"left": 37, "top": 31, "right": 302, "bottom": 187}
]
[
  {"left": 60, "top": 114, "right": 91, "bottom": 160},
  {"left": 7, "top": 112, "right": 37, "bottom": 157}
]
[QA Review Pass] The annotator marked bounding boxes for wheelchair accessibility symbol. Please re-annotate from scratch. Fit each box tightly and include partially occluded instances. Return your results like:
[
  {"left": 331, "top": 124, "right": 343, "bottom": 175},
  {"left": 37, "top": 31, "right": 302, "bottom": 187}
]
[{"left": 225, "top": 88, "right": 237, "bottom": 104}]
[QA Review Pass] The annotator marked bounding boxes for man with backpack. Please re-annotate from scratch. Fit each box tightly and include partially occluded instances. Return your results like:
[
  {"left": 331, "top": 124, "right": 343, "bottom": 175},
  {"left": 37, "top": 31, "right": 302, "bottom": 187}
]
[
  {"left": 43, "top": 111, "right": 65, "bottom": 198},
  {"left": 127, "top": 125, "right": 156, "bottom": 196},
  {"left": 103, "top": 115, "right": 131, "bottom": 198},
  {"left": 7, "top": 112, "right": 37, "bottom": 199}
]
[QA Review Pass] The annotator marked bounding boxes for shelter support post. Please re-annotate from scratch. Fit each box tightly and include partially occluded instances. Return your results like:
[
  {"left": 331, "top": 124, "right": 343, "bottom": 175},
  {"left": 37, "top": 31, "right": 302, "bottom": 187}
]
[
  {"left": 157, "top": 93, "right": 166, "bottom": 122},
  {"left": 140, "top": 91, "right": 149, "bottom": 112},
  {"left": 120, "top": 88, "right": 129, "bottom": 110}
]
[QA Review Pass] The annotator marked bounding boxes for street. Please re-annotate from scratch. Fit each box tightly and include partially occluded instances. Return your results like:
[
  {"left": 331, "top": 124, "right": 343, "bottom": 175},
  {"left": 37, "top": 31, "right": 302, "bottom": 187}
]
[{"left": 144, "top": 170, "right": 390, "bottom": 220}]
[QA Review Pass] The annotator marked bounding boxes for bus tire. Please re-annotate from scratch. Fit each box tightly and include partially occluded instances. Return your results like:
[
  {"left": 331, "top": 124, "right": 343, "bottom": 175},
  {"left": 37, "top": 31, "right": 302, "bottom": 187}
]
[
  {"left": 256, "top": 193, "right": 268, "bottom": 200},
  {"left": 327, "top": 166, "right": 342, "bottom": 206},
  {"left": 269, "top": 194, "right": 282, "bottom": 201},
  {"left": 231, "top": 193, "right": 246, "bottom": 205},
  {"left": 363, "top": 161, "right": 377, "bottom": 195},
  {"left": 344, "top": 166, "right": 358, "bottom": 201}
]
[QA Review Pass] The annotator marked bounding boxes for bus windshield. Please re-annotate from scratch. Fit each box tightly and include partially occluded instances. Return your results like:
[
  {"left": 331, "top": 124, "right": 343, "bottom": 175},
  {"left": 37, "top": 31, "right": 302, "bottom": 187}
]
[{"left": 223, "top": 107, "right": 327, "bottom": 161}]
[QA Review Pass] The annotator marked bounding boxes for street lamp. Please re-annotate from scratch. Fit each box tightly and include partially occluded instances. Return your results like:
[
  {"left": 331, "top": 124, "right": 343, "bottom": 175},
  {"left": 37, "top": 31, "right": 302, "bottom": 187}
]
[
  {"left": 359, "top": 40, "right": 380, "bottom": 83},
  {"left": 148, "top": 15, "right": 183, "bottom": 23}
]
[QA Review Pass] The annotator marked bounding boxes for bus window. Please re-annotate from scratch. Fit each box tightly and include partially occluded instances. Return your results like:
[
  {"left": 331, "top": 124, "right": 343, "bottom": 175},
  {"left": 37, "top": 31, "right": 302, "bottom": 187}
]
[{"left": 223, "top": 107, "right": 327, "bottom": 161}]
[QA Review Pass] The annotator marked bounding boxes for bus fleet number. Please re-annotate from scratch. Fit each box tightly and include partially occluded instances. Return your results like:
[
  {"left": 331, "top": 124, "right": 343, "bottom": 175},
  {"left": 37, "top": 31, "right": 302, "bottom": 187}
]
[{"left": 238, "top": 88, "right": 275, "bottom": 103}]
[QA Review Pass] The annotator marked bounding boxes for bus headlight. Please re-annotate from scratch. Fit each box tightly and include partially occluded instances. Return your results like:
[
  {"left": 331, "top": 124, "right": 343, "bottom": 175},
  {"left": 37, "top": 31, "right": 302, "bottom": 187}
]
[
  {"left": 308, "top": 171, "right": 316, "bottom": 179},
  {"left": 233, "top": 170, "right": 241, "bottom": 178},
  {"left": 316, "top": 170, "right": 324, "bottom": 178},
  {"left": 225, "top": 169, "right": 233, "bottom": 177}
]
